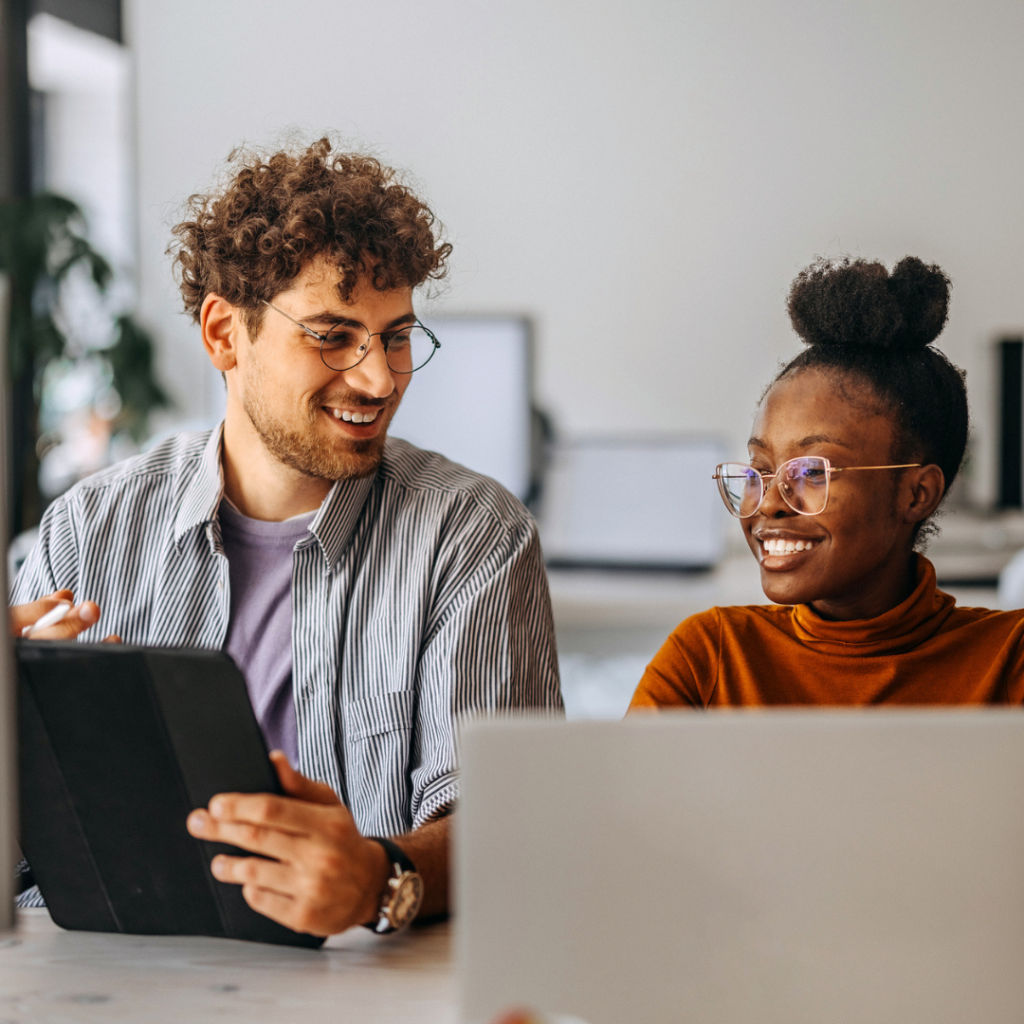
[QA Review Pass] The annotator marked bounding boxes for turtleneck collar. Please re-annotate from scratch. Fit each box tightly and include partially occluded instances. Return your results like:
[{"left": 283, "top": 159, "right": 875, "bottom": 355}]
[{"left": 791, "top": 555, "right": 957, "bottom": 655}]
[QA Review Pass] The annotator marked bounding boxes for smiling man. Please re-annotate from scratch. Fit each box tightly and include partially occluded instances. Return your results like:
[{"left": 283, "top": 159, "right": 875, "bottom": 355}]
[{"left": 13, "top": 139, "right": 562, "bottom": 934}]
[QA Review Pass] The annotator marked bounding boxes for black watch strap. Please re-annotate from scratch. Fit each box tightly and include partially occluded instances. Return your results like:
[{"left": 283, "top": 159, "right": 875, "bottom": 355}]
[
  {"left": 364, "top": 836, "right": 423, "bottom": 935},
  {"left": 368, "top": 836, "right": 417, "bottom": 875}
]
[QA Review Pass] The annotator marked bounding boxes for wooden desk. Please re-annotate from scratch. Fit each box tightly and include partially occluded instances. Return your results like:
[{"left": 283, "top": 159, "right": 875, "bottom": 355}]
[{"left": 0, "top": 909, "right": 456, "bottom": 1023}]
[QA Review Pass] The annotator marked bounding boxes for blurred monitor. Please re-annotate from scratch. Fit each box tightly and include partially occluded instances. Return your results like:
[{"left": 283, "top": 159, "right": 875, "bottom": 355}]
[
  {"left": 0, "top": 276, "right": 14, "bottom": 929},
  {"left": 391, "top": 316, "right": 533, "bottom": 502},
  {"left": 538, "top": 437, "right": 727, "bottom": 569},
  {"left": 997, "top": 336, "right": 1024, "bottom": 509}
]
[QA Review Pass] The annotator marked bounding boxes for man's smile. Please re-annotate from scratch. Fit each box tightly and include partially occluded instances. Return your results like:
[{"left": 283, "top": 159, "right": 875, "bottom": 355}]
[
  {"left": 324, "top": 405, "right": 382, "bottom": 424},
  {"left": 317, "top": 397, "right": 393, "bottom": 443}
]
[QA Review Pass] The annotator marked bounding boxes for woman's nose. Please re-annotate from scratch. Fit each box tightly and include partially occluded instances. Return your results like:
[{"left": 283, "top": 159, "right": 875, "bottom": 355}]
[{"left": 759, "top": 474, "right": 795, "bottom": 518}]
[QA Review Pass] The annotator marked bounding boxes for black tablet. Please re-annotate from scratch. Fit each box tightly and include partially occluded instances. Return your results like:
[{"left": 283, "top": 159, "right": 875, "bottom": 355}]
[{"left": 17, "top": 640, "right": 324, "bottom": 948}]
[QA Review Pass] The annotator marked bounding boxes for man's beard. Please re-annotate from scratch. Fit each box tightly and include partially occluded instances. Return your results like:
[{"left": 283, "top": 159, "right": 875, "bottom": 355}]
[{"left": 243, "top": 380, "right": 395, "bottom": 482}]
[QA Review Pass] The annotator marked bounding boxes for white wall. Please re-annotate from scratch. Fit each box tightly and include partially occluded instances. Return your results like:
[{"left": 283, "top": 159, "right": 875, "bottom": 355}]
[
  {"left": 29, "top": 14, "right": 133, "bottom": 272},
  {"left": 128, "top": 0, "right": 1023, "bottom": 505}
]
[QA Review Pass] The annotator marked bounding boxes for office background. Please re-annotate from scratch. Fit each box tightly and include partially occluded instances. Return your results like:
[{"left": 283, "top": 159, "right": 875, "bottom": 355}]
[
  {"left": 125, "top": 0, "right": 1023, "bottom": 509},
  {"left": 4, "top": 0, "right": 1024, "bottom": 718}
]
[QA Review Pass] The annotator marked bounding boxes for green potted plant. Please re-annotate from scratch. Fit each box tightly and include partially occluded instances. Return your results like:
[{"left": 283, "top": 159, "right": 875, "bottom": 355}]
[{"left": 0, "top": 192, "right": 168, "bottom": 535}]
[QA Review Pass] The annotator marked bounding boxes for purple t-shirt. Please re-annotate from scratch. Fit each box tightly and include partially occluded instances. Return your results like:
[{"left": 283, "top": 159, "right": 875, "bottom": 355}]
[{"left": 219, "top": 500, "right": 316, "bottom": 765}]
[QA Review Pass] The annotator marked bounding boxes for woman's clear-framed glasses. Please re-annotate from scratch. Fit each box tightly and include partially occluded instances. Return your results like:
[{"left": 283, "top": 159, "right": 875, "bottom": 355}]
[
  {"left": 263, "top": 300, "right": 441, "bottom": 374},
  {"left": 712, "top": 456, "right": 922, "bottom": 518}
]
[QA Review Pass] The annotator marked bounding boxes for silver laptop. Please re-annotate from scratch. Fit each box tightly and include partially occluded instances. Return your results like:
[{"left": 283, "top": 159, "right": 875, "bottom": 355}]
[{"left": 457, "top": 711, "right": 1024, "bottom": 1024}]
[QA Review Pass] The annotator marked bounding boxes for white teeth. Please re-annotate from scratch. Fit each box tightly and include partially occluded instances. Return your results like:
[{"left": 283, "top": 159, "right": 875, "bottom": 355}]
[
  {"left": 763, "top": 538, "right": 815, "bottom": 555},
  {"left": 331, "top": 408, "right": 379, "bottom": 424}
]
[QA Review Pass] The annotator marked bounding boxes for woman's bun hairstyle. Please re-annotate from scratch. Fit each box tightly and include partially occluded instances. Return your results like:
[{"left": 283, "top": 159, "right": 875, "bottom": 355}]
[
  {"left": 775, "top": 255, "right": 967, "bottom": 547},
  {"left": 787, "top": 256, "right": 950, "bottom": 351}
]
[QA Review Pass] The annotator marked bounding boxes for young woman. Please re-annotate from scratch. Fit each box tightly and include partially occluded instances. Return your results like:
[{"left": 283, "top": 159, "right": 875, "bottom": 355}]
[{"left": 631, "top": 255, "right": 1024, "bottom": 709}]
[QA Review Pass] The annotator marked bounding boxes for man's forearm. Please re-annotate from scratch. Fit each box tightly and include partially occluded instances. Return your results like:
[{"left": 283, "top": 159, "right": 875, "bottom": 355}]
[{"left": 394, "top": 813, "right": 450, "bottom": 919}]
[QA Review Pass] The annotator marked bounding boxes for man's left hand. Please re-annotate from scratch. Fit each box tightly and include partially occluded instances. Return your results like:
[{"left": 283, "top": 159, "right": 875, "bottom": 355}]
[{"left": 186, "top": 750, "right": 390, "bottom": 936}]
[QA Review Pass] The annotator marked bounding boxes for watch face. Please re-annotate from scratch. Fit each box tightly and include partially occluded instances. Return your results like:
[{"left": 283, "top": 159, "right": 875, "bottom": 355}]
[{"left": 388, "top": 873, "right": 424, "bottom": 929}]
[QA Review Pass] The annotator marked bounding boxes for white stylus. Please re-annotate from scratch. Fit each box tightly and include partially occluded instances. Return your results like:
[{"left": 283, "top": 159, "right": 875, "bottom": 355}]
[{"left": 22, "top": 601, "right": 72, "bottom": 638}]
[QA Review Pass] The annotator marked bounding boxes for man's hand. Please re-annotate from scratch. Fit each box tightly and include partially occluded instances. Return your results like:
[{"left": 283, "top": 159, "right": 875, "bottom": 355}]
[
  {"left": 9, "top": 590, "right": 113, "bottom": 641},
  {"left": 186, "top": 750, "right": 392, "bottom": 936}
]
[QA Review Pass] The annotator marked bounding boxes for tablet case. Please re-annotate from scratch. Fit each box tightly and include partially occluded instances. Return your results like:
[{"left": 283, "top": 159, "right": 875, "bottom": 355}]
[{"left": 17, "top": 641, "right": 325, "bottom": 948}]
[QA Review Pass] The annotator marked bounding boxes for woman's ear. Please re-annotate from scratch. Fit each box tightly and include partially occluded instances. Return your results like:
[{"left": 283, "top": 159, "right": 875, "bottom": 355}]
[
  {"left": 902, "top": 464, "right": 946, "bottom": 525},
  {"left": 200, "top": 294, "right": 243, "bottom": 372}
]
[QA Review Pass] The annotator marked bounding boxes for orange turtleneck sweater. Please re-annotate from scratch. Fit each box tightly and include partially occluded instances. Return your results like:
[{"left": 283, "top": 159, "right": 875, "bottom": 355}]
[{"left": 629, "top": 556, "right": 1024, "bottom": 709}]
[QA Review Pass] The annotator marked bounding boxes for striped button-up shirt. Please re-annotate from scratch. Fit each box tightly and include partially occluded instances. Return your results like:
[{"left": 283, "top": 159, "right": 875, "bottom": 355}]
[{"left": 14, "top": 426, "right": 563, "bottom": 838}]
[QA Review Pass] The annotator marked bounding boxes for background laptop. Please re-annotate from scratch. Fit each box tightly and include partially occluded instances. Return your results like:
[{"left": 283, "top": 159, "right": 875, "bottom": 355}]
[{"left": 457, "top": 711, "right": 1024, "bottom": 1024}]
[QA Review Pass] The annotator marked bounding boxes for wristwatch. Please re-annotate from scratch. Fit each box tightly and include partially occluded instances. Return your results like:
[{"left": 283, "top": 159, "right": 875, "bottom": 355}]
[{"left": 364, "top": 836, "right": 424, "bottom": 934}]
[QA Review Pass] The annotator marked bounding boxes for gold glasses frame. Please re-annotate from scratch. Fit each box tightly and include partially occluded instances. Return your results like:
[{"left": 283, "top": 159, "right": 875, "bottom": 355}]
[{"left": 712, "top": 456, "right": 922, "bottom": 518}]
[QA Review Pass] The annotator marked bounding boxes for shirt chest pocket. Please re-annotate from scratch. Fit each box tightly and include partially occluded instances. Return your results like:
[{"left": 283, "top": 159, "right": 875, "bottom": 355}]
[
  {"left": 342, "top": 689, "right": 416, "bottom": 835},
  {"left": 344, "top": 689, "right": 416, "bottom": 743}
]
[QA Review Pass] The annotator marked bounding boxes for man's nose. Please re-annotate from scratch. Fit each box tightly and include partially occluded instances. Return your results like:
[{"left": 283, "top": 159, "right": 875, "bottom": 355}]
[{"left": 341, "top": 340, "right": 395, "bottom": 399}]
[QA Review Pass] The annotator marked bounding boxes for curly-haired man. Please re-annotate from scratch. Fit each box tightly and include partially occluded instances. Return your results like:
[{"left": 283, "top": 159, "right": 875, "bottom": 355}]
[{"left": 12, "top": 139, "right": 562, "bottom": 936}]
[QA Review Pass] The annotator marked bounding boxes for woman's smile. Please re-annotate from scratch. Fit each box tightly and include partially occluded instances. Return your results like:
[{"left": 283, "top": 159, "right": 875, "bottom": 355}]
[{"left": 754, "top": 530, "right": 824, "bottom": 567}]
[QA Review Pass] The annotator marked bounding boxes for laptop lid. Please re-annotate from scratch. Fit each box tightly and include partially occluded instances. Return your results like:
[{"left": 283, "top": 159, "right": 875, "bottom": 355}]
[{"left": 457, "top": 711, "right": 1024, "bottom": 1024}]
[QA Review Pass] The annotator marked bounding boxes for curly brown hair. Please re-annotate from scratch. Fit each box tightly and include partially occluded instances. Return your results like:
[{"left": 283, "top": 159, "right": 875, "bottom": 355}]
[{"left": 170, "top": 137, "right": 452, "bottom": 336}]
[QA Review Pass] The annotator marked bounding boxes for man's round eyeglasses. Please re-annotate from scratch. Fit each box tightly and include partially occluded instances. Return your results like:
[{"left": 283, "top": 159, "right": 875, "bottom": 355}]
[
  {"left": 712, "top": 456, "right": 922, "bottom": 518},
  {"left": 263, "top": 301, "right": 441, "bottom": 374}
]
